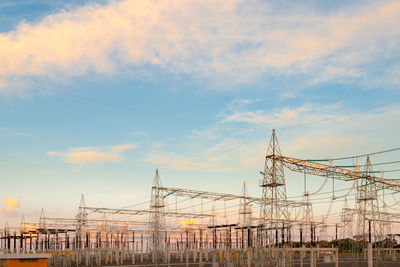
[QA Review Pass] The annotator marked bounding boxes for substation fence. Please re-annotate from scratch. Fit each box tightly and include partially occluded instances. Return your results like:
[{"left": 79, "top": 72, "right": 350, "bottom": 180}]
[{"left": 0, "top": 247, "right": 339, "bottom": 267}]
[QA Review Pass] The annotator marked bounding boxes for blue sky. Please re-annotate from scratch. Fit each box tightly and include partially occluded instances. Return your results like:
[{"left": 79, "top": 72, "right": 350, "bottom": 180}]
[{"left": 1, "top": 0, "right": 400, "bottom": 228}]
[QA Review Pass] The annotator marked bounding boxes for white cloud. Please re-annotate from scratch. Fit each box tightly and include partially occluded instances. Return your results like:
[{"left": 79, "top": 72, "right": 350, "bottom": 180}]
[
  {"left": 146, "top": 100, "right": 400, "bottom": 174},
  {"left": 0, "top": 127, "right": 32, "bottom": 136},
  {"left": 48, "top": 144, "right": 136, "bottom": 164},
  {"left": 226, "top": 97, "right": 262, "bottom": 110},
  {"left": 222, "top": 102, "right": 341, "bottom": 128},
  {"left": 0, "top": 0, "right": 399, "bottom": 87},
  {"left": 147, "top": 139, "right": 264, "bottom": 172}
]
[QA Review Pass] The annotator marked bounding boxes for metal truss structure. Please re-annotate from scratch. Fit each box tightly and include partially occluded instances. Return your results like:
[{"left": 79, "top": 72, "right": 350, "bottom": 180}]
[{"left": 260, "top": 129, "right": 290, "bottom": 248}]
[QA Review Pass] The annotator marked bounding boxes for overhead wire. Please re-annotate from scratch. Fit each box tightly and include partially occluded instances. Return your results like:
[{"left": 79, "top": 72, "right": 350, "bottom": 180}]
[
  {"left": 120, "top": 200, "right": 151, "bottom": 209},
  {"left": 308, "top": 176, "right": 329, "bottom": 195},
  {"left": 381, "top": 169, "right": 400, "bottom": 173},
  {"left": 3, "top": 78, "right": 400, "bottom": 228},
  {"left": 332, "top": 180, "right": 355, "bottom": 199},
  {"left": 287, "top": 184, "right": 356, "bottom": 199},
  {"left": 4, "top": 74, "right": 400, "bottom": 229},
  {"left": 349, "top": 160, "right": 400, "bottom": 167},
  {"left": 162, "top": 173, "right": 399, "bottom": 223},
  {"left": 3, "top": 75, "right": 400, "bottom": 133},
  {"left": 0, "top": 76, "right": 215, "bottom": 127},
  {"left": 78, "top": 170, "right": 400, "bottom": 228},
  {"left": 324, "top": 147, "right": 400, "bottom": 161}
]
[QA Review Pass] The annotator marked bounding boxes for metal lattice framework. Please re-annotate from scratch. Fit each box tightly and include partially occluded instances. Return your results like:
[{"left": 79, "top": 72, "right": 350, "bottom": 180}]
[
  {"left": 150, "top": 169, "right": 166, "bottom": 264},
  {"left": 273, "top": 155, "right": 400, "bottom": 190},
  {"left": 259, "top": 129, "right": 290, "bottom": 247},
  {"left": 76, "top": 195, "right": 87, "bottom": 248},
  {"left": 268, "top": 134, "right": 400, "bottom": 245},
  {"left": 155, "top": 186, "right": 305, "bottom": 207},
  {"left": 341, "top": 197, "right": 353, "bottom": 239},
  {"left": 342, "top": 208, "right": 400, "bottom": 224},
  {"left": 299, "top": 195, "right": 313, "bottom": 244},
  {"left": 238, "top": 182, "right": 252, "bottom": 226},
  {"left": 356, "top": 156, "right": 382, "bottom": 243},
  {"left": 82, "top": 207, "right": 212, "bottom": 218}
]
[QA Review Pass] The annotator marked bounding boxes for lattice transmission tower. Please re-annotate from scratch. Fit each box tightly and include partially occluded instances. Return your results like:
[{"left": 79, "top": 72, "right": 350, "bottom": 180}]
[
  {"left": 300, "top": 195, "right": 313, "bottom": 244},
  {"left": 238, "top": 182, "right": 252, "bottom": 227},
  {"left": 260, "top": 129, "right": 290, "bottom": 247},
  {"left": 76, "top": 194, "right": 87, "bottom": 248},
  {"left": 341, "top": 197, "right": 353, "bottom": 239},
  {"left": 355, "top": 156, "right": 382, "bottom": 244},
  {"left": 150, "top": 169, "right": 166, "bottom": 264},
  {"left": 39, "top": 208, "right": 46, "bottom": 230},
  {"left": 299, "top": 172, "right": 313, "bottom": 244}
]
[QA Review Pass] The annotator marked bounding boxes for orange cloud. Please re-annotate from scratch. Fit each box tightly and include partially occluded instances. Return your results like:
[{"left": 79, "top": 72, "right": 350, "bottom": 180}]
[
  {"left": 48, "top": 144, "right": 136, "bottom": 164},
  {"left": 2, "top": 198, "right": 20, "bottom": 216},
  {"left": 0, "top": 0, "right": 399, "bottom": 85}
]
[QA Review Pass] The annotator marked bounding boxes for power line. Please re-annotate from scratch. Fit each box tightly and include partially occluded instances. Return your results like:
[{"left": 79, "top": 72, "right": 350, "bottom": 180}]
[
  {"left": 382, "top": 169, "right": 400, "bottom": 173},
  {"left": 368, "top": 160, "right": 400, "bottom": 166},
  {"left": 0, "top": 76, "right": 274, "bottom": 132},
  {"left": 310, "top": 147, "right": 400, "bottom": 162},
  {"left": 0, "top": 76, "right": 213, "bottom": 126},
  {"left": 3, "top": 75, "right": 400, "bottom": 133},
  {"left": 335, "top": 160, "right": 400, "bottom": 168}
]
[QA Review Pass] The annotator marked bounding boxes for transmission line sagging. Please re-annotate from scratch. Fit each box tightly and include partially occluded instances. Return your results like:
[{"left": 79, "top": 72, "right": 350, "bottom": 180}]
[{"left": 2, "top": 131, "right": 400, "bottom": 266}]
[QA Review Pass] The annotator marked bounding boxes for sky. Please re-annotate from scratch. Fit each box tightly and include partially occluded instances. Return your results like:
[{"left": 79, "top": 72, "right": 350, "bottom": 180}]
[{"left": 0, "top": 0, "right": 400, "bottom": 230}]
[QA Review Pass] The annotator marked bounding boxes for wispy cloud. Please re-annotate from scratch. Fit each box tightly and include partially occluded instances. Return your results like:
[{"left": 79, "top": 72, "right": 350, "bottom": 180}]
[
  {"left": 0, "top": 127, "right": 32, "bottom": 136},
  {"left": 222, "top": 102, "right": 341, "bottom": 128},
  {"left": 226, "top": 97, "right": 262, "bottom": 110},
  {"left": 48, "top": 144, "right": 136, "bottom": 164},
  {"left": 147, "top": 99, "right": 400, "bottom": 173},
  {"left": 147, "top": 139, "right": 264, "bottom": 173},
  {"left": 2, "top": 198, "right": 20, "bottom": 217},
  {"left": 0, "top": 0, "right": 399, "bottom": 87}
]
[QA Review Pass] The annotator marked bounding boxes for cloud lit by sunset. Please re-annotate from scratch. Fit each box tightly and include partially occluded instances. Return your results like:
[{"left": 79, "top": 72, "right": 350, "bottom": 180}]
[
  {"left": 2, "top": 198, "right": 19, "bottom": 216},
  {"left": 0, "top": 0, "right": 399, "bottom": 241},
  {"left": 47, "top": 144, "right": 136, "bottom": 164}
]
